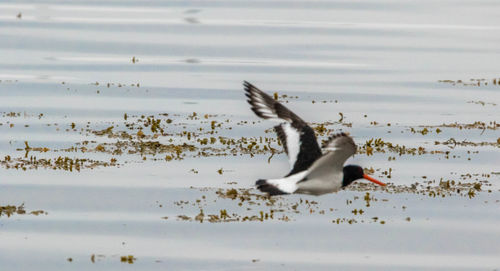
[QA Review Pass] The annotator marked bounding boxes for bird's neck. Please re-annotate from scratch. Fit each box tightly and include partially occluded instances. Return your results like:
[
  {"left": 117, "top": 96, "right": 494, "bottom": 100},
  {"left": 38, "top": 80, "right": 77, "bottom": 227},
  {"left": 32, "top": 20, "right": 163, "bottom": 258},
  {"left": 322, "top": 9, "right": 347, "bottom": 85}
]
[{"left": 342, "top": 167, "right": 357, "bottom": 187}]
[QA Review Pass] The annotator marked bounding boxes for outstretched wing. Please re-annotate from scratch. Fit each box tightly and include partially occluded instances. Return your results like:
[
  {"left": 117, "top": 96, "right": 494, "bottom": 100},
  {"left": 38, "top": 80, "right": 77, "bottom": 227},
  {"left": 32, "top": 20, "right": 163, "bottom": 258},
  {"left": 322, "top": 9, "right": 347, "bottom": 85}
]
[
  {"left": 321, "top": 132, "right": 357, "bottom": 157},
  {"left": 244, "top": 81, "right": 322, "bottom": 175},
  {"left": 304, "top": 133, "right": 357, "bottom": 180}
]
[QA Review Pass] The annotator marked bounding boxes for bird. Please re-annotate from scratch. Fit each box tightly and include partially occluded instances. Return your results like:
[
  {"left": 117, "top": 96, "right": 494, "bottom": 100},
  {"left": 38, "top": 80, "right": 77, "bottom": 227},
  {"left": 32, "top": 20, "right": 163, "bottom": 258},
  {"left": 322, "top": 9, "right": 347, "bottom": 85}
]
[{"left": 243, "top": 81, "right": 386, "bottom": 196}]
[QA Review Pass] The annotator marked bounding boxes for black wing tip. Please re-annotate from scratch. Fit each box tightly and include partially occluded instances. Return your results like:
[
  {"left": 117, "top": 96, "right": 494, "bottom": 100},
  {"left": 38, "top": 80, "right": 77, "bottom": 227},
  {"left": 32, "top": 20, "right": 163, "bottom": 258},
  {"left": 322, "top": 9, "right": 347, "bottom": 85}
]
[
  {"left": 256, "top": 179, "right": 267, "bottom": 186},
  {"left": 243, "top": 82, "right": 276, "bottom": 120},
  {"left": 243, "top": 81, "right": 265, "bottom": 100},
  {"left": 243, "top": 81, "right": 257, "bottom": 102},
  {"left": 243, "top": 81, "right": 305, "bottom": 127},
  {"left": 243, "top": 82, "right": 255, "bottom": 99},
  {"left": 250, "top": 107, "right": 267, "bottom": 119},
  {"left": 243, "top": 81, "right": 255, "bottom": 92},
  {"left": 255, "top": 179, "right": 288, "bottom": 196}
]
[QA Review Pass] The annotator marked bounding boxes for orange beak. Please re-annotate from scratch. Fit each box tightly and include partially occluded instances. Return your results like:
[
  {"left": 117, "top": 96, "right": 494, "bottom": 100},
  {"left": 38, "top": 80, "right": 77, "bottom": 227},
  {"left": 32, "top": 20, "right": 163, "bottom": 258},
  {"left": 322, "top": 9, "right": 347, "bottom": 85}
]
[{"left": 363, "top": 174, "right": 386, "bottom": 186}]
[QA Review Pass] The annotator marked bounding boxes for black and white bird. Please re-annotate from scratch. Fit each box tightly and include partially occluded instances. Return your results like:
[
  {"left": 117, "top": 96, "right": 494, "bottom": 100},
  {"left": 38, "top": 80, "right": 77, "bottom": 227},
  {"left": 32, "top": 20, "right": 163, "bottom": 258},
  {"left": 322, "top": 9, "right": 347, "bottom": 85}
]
[{"left": 244, "top": 81, "right": 386, "bottom": 196}]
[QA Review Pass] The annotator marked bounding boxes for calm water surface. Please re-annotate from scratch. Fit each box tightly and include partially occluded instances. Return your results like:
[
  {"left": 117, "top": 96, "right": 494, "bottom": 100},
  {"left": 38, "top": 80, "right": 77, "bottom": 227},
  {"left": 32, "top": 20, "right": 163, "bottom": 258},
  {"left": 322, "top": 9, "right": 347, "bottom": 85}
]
[{"left": 0, "top": 0, "right": 499, "bottom": 270}]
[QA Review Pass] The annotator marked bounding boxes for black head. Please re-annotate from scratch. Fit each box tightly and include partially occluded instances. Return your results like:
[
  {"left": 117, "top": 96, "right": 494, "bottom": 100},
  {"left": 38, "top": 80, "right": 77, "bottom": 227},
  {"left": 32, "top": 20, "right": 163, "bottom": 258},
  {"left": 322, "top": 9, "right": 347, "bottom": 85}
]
[
  {"left": 342, "top": 165, "right": 386, "bottom": 188},
  {"left": 342, "top": 165, "right": 365, "bottom": 187}
]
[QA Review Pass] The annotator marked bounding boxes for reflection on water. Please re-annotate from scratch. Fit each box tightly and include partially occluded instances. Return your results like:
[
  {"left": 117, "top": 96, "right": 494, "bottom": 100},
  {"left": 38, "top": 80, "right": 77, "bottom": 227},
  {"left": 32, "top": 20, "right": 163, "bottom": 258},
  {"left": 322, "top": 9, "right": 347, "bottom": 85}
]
[{"left": 0, "top": 0, "right": 499, "bottom": 270}]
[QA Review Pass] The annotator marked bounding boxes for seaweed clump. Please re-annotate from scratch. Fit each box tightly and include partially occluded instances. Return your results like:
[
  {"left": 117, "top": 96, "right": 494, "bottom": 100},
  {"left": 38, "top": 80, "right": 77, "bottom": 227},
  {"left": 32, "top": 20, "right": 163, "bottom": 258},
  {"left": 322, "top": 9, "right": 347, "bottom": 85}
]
[{"left": 0, "top": 204, "right": 47, "bottom": 217}]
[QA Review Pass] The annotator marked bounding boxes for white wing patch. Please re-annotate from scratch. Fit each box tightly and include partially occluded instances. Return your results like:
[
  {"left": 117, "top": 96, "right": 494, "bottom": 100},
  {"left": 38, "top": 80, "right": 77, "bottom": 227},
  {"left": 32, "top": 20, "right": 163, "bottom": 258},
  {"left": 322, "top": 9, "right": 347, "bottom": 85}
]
[
  {"left": 265, "top": 171, "right": 308, "bottom": 194},
  {"left": 282, "top": 123, "right": 301, "bottom": 169},
  {"left": 244, "top": 81, "right": 322, "bottom": 174}
]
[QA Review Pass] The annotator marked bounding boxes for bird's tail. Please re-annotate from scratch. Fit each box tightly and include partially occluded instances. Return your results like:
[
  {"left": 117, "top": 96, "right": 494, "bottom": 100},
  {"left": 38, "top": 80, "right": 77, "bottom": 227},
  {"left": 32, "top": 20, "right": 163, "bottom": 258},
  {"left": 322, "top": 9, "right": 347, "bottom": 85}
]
[
  {"left": 256, "top": 179, "right": 289, "bottom": 195},
  {"left": 255, "top": 171, "right": 307, "bottom": 195}
]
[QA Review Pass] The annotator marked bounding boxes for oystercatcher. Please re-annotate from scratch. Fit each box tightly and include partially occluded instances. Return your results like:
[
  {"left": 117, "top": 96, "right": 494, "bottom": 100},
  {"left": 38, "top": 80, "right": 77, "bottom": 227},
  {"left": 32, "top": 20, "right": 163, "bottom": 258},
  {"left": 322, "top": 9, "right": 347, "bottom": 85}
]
[{"left": 244, "top": 81, "right": 386, "bottom": 196}]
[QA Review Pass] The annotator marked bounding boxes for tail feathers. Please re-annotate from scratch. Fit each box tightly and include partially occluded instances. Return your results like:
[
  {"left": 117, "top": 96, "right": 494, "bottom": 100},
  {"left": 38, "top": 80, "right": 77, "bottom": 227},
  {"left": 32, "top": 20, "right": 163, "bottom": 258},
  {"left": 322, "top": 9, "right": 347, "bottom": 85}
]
[
  {"left": 256, "top": 179, "right": 288, "bottom": 196},
  {"left": 255, "top": 171, "right": 307, "bottom": 196}
]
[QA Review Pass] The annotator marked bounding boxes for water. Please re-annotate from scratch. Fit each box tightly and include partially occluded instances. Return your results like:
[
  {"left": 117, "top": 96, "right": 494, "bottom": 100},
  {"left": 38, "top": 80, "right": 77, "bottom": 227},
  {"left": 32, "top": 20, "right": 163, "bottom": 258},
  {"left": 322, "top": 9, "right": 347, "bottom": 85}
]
[{"left": 0, "top": 1, "right": 499, "bottom": 270}]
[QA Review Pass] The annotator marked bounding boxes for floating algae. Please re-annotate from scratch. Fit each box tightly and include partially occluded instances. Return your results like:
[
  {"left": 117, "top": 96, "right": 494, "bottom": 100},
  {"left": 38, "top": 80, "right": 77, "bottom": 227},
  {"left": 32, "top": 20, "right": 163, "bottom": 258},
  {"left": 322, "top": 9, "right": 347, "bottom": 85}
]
[
  {"left": 0, "top": 204, "right": 47, "bottom": 217},
  {"left": 162, "top": 179, "right": 494, "bottom": 225},
  {"left": 120, "top": 255, "right": 136, "bottom": 264}
]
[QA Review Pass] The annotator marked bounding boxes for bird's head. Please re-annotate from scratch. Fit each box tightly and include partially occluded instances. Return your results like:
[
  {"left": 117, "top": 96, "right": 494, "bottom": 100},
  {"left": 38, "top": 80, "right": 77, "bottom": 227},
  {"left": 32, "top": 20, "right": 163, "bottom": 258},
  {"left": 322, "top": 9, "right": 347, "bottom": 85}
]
[{"left": 342, "top": 165, "right": 386, "bottom": 187}]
